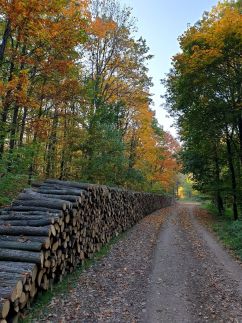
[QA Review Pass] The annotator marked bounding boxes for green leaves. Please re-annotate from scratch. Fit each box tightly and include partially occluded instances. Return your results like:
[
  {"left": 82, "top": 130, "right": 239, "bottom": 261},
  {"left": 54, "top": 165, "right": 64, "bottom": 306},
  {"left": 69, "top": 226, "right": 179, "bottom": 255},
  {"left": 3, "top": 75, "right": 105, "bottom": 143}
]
[
  {"left": 0, "top": 0, "right": 181, "bottom": 201},
  {"left": 164, "top": 1, "right": 242, "bottom": 219}
]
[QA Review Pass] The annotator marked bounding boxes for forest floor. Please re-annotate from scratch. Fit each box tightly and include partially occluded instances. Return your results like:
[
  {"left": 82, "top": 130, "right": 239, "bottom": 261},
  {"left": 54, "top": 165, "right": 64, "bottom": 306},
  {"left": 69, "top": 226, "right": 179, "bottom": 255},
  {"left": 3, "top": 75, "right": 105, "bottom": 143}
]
[{"left": 27, "top": 204, "right": 242, "bottom": 323}]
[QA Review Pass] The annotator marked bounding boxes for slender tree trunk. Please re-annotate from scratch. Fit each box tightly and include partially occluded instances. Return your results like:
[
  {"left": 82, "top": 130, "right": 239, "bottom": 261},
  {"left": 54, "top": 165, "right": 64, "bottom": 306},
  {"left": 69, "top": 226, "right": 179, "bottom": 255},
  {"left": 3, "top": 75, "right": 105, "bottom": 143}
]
[
  {"left": 0, "top": 62, "right": 14, "bottom": 159},
  {"left": 7, "top": 103, "right": 19, "bottom": 172},
  {"left": 237, "top": 116, "right": 242, "bottom": 165},
  {"left": 216, "top": 192, "right": 224, "bottom": 216},
  {"left": 59, "top": 112, "right": 68, "bottom": 180},
  {"left": 0, "top": 19, "right": 11, "bottom": 63},
  {"left": 46, "top": 108, "right": 58, "bottom": 178},
  {"left": 28, "top": 79, "right": 47, "bottom": 183},
  {"left": 0, "top": 100, "right": 9, "bottom": 158},
  {"left": 128, "top": 132, "right": 137, "bottom": 170},
  {"left": 225, "top": 127, "right": 238, "bottom": 220},
  {"left": 59, "top": 155, "right": 65, "bottom": 180},
  {"left": 7, "top": 46, "right": 27, "bottom": 170},
  {"left": 28, "top": 163, "right": 33, "bottom": 185},
  {"left": 8, "top": 104, "right": 19, "bottom": 152},
  {"left": 19, "top": 107, "right": 27, "bottom": 146},
  {"left": 0, "top": 35, "right": 21, "bottom": 159},
  {"left": 214, "top": 145, "right": 224, "bottom": 216}
]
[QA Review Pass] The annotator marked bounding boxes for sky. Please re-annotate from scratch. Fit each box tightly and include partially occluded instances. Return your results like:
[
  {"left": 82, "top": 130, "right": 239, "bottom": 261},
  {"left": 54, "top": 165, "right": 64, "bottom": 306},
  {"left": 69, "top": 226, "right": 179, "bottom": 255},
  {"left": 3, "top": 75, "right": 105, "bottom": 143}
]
[{"left": 119, "top": 0, "right": 219, "bottom": 137}]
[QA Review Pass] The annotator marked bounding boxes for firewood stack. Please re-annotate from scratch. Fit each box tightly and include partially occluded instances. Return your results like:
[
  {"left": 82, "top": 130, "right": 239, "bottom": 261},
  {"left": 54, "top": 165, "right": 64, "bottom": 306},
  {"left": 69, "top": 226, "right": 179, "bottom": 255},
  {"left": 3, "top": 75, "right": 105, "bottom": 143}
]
[{"left": 0, "top": 179, "right": 173, "bottom": 322}]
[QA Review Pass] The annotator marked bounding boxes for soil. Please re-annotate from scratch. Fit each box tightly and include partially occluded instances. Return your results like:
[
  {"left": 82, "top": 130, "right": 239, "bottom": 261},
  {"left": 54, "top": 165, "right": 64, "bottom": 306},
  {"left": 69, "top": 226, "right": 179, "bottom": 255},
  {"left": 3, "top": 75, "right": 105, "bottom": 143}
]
[
  {"left": 31, "top": 203, "right": 242, "bottom": 322},
  {"left": 145, "top": 203, "right": 242, "bottom": 323}
]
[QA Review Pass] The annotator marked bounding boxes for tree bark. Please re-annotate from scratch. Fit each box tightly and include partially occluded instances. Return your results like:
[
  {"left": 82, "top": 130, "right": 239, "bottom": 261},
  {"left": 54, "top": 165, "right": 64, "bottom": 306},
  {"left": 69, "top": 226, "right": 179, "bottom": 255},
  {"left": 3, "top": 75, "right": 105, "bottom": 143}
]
[
  {"left": 0, "top": 261, "right": 37, "bottom": 279},
  {"left": 225, "top": 127, "right": 238, "bottom": 220},
  {"left": 46, "top": 108, "right": 59, "bottom": 178},
  {"left": 0, "top": 19, "right": 11, "bottom": 63},
  {"left": 12, "top": 198, "right": 71, "bottom": 211},
  {"left": 0, "top": 225, "right": 51, "bottom": 236},
  {"left": 0, "top": 241, "right": 42, "bottom": 252},
  {"left": 19, "top": 107, "right": 27, "bottom": 146},
  {"left": 0, "top": 62, "right": 14, "bottom": 159},
  {"left": 0, "top": 235, "right": 51, "bottom": 249},
  {"left": 237, "top": 116, "right": 242, "bottom": 165},
  {"left": 0, "top": 248, "right": 43, "bottom": 266},
  {"left": 214, "top": 145, "right": 224, "bottom": 216}
]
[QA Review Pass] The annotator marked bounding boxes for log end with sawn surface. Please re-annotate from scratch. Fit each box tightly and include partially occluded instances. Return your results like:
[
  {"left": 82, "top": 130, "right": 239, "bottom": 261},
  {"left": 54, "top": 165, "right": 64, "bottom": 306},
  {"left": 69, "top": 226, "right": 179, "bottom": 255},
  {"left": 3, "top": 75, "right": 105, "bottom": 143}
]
[{"left": 0, "top": 179, "right": 173, "bottom": 322}]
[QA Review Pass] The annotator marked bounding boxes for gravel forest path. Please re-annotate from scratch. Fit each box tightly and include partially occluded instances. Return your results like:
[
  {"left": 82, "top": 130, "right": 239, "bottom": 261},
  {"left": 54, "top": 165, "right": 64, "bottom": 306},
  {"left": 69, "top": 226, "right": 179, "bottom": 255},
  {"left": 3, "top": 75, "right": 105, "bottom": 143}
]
[{"left": 34, "top": 204, "right": 242, "bottom": 323}]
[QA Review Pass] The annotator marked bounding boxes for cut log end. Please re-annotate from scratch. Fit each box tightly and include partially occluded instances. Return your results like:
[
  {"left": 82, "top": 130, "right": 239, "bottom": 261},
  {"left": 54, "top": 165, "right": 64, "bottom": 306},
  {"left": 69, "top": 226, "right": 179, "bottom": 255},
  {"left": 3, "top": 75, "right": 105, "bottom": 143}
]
[{"left": 0, "top": 299, "right": 10, "bottom": 319}]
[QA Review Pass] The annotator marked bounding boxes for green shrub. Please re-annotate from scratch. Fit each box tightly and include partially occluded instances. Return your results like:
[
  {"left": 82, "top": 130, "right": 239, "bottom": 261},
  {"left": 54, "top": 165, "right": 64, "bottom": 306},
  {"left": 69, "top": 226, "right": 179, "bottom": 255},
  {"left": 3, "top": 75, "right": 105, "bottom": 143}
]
[{"left": 0, "top": 174, "right": 29, "bottom": 207}]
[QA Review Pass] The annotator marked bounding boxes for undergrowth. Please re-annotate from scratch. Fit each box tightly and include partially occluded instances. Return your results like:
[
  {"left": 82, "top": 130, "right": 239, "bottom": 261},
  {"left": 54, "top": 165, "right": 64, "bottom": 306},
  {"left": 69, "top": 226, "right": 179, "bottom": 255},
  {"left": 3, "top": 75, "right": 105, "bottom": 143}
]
[
  {"left": 202, "top": 203, "right": 242, "bottom": 261},
  {"left": 21, "top": 232, "right": 125, "bottom": 322},
  {"left": 0, "top": 174, "right": 29, "bottom": 207}
]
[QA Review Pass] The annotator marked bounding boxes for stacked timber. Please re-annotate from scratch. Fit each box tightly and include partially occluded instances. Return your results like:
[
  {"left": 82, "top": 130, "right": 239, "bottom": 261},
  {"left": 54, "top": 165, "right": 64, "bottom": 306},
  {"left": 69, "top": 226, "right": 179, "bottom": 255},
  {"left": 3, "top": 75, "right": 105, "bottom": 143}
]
[{"left": 0, "top": 179, "right": 173, "bottom": 322}]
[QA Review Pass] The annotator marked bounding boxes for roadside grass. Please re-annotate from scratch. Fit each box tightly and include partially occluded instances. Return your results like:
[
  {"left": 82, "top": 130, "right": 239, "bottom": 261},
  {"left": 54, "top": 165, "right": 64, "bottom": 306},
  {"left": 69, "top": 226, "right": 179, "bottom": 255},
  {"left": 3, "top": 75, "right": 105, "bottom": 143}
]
[
  {"left": 201, "top": 202, "right": 242, "bottom": 261},
  {"left": 21, "top": 232, "right": 125, "bottom": 322},
  {"left": 178, "top": 197, "right": 202, "bottom": 203}
]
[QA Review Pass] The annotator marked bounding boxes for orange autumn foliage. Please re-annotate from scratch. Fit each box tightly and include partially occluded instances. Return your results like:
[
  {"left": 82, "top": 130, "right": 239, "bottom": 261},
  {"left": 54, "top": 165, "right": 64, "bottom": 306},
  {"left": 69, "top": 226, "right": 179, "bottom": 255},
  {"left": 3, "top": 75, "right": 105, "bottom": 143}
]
[
  {"left": 158, "top": 132, "right": 181, "bottom": 191},
  {"left": 88, "top": 17, "right": 117, "bottom": 38},
  {"left": 0, "top": 0, "right": 180, "bottom": 193},
  {"left": 174, "top": 2, "right": 242, "bottom": 74}
]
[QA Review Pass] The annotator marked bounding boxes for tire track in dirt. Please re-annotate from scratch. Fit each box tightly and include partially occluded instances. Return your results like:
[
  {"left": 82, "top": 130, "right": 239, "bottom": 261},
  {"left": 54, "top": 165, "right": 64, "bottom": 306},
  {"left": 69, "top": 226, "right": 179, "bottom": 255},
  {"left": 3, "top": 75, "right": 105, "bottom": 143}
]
[{"left": 145, "top": 203, "right": 242, "bottom": 323}]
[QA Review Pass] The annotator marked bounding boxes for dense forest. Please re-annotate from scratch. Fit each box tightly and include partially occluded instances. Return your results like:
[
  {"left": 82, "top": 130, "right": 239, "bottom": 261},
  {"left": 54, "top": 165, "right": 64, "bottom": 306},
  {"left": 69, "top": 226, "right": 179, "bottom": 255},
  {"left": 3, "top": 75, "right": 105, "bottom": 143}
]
[
  {"left": 164, "top": 0, "right": 242, "bottom": 219},
  {"left": 0, "top": 0, "right": 180, "bottom": 205}
]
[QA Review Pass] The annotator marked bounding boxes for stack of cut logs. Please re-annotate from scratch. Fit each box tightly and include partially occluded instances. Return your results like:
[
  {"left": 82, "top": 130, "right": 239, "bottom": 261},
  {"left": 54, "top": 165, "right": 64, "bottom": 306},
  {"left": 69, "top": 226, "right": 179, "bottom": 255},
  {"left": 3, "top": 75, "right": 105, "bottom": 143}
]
[{"left": 0, "top": 179, "right": 173, "bottom": 322}]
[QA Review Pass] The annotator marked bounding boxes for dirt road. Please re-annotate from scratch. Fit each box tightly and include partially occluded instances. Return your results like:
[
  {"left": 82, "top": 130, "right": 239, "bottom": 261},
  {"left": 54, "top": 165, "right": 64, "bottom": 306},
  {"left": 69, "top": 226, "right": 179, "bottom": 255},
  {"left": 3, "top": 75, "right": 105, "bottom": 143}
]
[
  {"left": 32, "top": 204, "right": 242, "bottom": 322},
  {"left": 145, "top": 203, "right": 242, "bottom": 323}
]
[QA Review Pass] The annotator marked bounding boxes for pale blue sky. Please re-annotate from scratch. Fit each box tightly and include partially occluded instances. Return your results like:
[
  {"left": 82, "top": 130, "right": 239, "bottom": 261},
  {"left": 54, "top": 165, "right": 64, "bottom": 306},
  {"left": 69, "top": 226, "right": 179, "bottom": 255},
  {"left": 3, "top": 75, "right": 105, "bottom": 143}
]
[{"left": 119, "top": 0, "right": 219, "bottom": 137}]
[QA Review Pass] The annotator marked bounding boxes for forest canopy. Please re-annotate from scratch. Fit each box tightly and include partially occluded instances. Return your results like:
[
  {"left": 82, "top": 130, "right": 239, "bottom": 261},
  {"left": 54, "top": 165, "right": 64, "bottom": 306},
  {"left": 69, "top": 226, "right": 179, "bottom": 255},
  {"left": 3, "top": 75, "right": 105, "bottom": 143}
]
[
  {"left": 0, "top": 0, "right": 180, "bottom": 205},
  {"left": 163, "top": 0, "right": 242, "bottom": 219}
]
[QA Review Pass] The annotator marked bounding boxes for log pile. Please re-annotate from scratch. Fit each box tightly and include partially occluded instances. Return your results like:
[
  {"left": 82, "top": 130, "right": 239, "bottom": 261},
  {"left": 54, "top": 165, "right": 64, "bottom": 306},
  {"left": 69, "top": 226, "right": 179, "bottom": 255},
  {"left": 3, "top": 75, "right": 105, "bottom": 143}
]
[{"left": 0, "top": 179, "right": 173, "bottom": 322}]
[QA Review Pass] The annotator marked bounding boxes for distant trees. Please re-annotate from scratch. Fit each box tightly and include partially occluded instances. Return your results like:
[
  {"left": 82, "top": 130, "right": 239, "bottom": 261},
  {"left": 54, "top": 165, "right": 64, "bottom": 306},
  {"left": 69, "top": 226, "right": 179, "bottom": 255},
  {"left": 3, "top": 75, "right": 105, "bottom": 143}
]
[
  {"left": 164, "top": 0, "right": 242, "bottom": 219},
  {"left": 0, "top": 0, "right": 179, "bottom": 204}
]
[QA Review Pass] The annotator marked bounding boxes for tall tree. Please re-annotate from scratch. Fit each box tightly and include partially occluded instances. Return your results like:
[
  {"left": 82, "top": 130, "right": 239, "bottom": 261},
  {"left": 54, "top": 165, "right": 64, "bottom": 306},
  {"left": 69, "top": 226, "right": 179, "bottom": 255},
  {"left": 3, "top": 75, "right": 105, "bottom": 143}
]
[{"left": 164, "top": 0, "right": 242, "bottom": 219}]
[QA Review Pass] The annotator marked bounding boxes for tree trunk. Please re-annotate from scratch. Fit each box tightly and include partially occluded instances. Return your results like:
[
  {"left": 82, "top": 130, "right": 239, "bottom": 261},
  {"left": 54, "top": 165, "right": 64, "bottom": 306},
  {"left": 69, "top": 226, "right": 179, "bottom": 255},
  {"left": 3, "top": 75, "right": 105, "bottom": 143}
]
[
  {"left": 27, "top": 78, "right": 47, "bottom": 183},
  {"left": 0, "top": 241, "right": 42, "bottom": 252},
  {"left": 225, "top": 127, "right": 238, "bottom": 220},
  {"left": 0, "top": 248, "right": 43, "bottom": 266},
  {"left": 8, "top": 104, "right": 19, "bottom": 153},
  {"left": 237, "top": 116, "right": 242, "bottom": 165},
  {"left": 0, "top": 62, "right": 14, "bottom": 159},
  {"left": 46, "top": 108, "right": 58, "bottom": 178},
  {"left": 7, "top": 45, "right": 27, "bottom": 170},
  {"left": 0, "top": 225, "right": 52, "bottom": 237},
  {"left": 128, "top": 131, "right": 138, "bottom": 170},
  {"left": 19, "top": 107, "right": 27, "bottom": 146},
  {"left": 0, "top": 19, "right": 11, "bottom": 63},
  {"left": 214, "top": 145, "right": 224, "bottom": 216}
]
